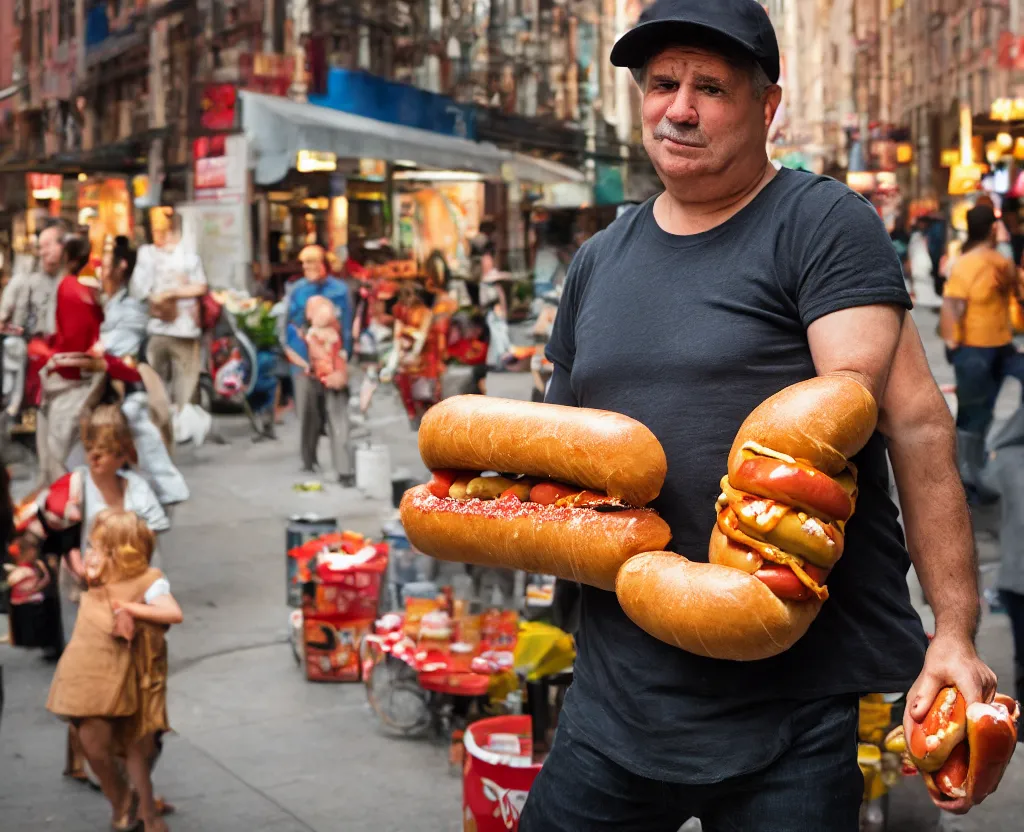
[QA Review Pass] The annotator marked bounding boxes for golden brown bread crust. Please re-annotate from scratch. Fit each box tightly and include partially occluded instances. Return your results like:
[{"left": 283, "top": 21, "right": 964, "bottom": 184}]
[
  {"left": 728, "top": 375, "right": 878, "bottom": 478},
  {"left": 615, "top": 551, "right": 821, "bottom": 661},
  {"left": 418, "top": 396, "right": 668, "bottom": 507},
  {"left": 399, "top": 485, "right": 672, "bottom": 591}
]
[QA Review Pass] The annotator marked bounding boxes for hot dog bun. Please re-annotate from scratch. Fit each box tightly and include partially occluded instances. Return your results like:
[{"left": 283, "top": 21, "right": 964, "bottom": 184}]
[
  {"left": 400, "top": 485, "right": 672, "bottom": 591},
  {"left": 418, "top": 396, "right": 668, "bottom": 507},
  {"left": 615, "top": 551, "right": 821, "bottom": 661},
  {"left": 615, "top": 375, "right": 876, "bottom": 661},
  {"left": 727, "top": 375, "right": 877, "bottom": 478}
]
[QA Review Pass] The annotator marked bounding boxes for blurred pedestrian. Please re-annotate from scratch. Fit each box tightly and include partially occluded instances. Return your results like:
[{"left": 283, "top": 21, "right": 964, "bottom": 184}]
[
  {"left": 940, "top": 204, "right": 1024, "bottom": 501},
  {"left": 47, "top": 509, "right": 182, "bottom": 832},
  {"left": 386, "top": 281, "right": 443, "bottom": 428},
  {"left": 907, "top": 216, "right": 942, "bottom": 310},
  {"left": 0, "top": 221, "right": 64, "bottom": 418},
  {"left": 130, "top": 210, "right": 208, "bottom": 417},
  {"left": 978, "top": 408, "right": 1024, "bottom": 741},
  {"left": 283, "top": 245, "right": 354, "bottom": 483}
]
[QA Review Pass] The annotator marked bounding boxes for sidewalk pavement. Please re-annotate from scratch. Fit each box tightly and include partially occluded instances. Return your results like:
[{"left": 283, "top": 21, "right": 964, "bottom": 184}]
[{"left": 1, "top": 314, "right": 1022, "bottom": 831}]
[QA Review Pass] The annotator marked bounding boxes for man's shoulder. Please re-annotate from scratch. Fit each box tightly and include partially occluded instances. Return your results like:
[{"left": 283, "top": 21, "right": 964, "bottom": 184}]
[{"left": 771, "top": 169, "right": 866, "bottom": 221}]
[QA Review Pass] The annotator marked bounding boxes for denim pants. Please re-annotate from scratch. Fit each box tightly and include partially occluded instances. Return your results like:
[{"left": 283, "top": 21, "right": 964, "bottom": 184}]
[
  {"left": 950, "top": 344, "right": 1024, "bottom": 435},
  {"left": 519, "top": 696, "right": 862, "bottom": 832}
]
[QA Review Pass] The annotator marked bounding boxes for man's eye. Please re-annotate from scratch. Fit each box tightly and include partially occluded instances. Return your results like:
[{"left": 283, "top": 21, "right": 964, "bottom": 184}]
[
  {"left": 654, "top": 81, "right": 677, "bottom": 91},
  {"left": 700, "top": 85, "right": 723, "bottom": 96}
]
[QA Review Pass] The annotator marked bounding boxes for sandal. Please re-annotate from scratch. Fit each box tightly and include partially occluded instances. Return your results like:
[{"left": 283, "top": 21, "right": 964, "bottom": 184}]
[
  {"left": 154, "top": 797, "right": 176, "bottom": 816},
  {"left": 112, "top": 792, "right": 140, "bottom": 831}
]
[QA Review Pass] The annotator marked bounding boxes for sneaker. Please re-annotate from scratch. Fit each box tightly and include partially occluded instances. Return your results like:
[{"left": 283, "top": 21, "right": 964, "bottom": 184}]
[{"left": 338, "top": 474, "right": 356, "bottom": 488}]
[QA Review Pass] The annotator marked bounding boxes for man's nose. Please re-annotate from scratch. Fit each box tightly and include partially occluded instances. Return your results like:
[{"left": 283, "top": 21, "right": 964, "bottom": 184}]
[{"left": 664, "top": 87, "right": 699, "bottom": 125}]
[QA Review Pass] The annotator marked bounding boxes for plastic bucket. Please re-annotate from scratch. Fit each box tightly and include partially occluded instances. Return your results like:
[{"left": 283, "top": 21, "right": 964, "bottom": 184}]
[
  {"left": 355, "top": 443, "right": 392, "bottom": 501},
  {"left": 391, "top": 473, "right": 417, "bottom": 509},
  {"left": 463, "top": 715, "right": 541, "bottom": 831},
  {"left": 286, "top": 515, "right": 338, "bottom": 607}
]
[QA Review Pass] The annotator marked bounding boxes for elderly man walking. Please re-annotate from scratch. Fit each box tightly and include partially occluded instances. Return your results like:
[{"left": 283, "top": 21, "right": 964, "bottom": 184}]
[
  {"left": 0, "top": 222, "right": 66, "bottom": 417},
  {"left": 283, "top": 245, "right": 354, "bottom": 485},
  {"left": 520, "top": 1, "right": 997, "bottom": 830}
]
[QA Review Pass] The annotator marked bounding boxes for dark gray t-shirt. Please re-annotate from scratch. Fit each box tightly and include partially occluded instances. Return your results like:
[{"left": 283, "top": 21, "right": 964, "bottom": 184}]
[{"left": 545, "top": 168, "right": 928, "bottom": 784}]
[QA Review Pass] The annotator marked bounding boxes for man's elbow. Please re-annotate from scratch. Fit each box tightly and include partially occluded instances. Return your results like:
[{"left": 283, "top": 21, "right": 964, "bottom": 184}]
[{"left": 881, "top": 394, "right": 956, "bottom": 448}]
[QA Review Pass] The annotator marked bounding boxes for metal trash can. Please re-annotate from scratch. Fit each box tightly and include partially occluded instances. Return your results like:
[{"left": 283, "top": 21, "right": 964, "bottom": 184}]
[{"left": 286, "top": 514, "right": 338, "bottom": 607}]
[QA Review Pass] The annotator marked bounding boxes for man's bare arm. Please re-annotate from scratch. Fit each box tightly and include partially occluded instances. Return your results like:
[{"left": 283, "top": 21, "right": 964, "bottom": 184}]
[
  {"left": 810, "top": 307, "right": 996, "bottom": 814},
  {"left": 806, "top": 304, "right": 904, "bottom": 398},
  {"left": 876, "top": 315, "right": 979, "bottom": 643},
  {"left": 877, "top": 316, "right": 997, "bottom": 813}
]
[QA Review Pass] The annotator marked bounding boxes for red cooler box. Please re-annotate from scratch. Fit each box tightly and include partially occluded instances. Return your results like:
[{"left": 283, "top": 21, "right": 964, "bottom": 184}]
[
  {"left": 303, "top": 616, "right": 371, "bottom": 682},
  {"left": 463, "top": 716, "right": 542, "bottom": 831},
  {"left": 301, "top": 546, "right": 388, "bottom": 683}
]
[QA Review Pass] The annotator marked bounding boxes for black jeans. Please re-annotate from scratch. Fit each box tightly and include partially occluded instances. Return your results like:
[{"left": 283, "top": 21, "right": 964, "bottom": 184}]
[
  {"left": 1000, "top": 590, "right": 1024, "bottom": 737},
  {"left": 950, "top": 344, "right": 1024, "bottom": 435},
  {"left": 519, "top": 697, "right": 862, "bottom": 832}
]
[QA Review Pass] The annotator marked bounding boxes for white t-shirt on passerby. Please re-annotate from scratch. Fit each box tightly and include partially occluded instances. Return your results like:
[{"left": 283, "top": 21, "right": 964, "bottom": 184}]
[{"left": 130, "top": 243, "right": 208, "bottom": 339}]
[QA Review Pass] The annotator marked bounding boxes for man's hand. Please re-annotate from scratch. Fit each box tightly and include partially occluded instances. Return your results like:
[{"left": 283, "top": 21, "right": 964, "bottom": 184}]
[{"left": 903, "top": 632, "right": 998, "bottom": 814}]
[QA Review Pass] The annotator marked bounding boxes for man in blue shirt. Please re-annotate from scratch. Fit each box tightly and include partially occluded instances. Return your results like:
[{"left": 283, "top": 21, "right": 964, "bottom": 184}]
[{"left": 283, "top": 245, "right": 354, "bottom": 484}]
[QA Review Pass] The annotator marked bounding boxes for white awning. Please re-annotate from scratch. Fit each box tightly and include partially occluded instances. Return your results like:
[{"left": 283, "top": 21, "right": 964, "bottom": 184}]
[
  {"left": 510, "top": 153, "right": 587, "bottom": 185},
  {"left": 240, "top": 91, "right": 509, "bottom": 185}
]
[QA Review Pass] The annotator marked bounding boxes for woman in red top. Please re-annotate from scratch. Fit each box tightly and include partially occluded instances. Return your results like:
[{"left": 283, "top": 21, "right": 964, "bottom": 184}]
[{"left": 33, "top": 234, "right": 141, "bottom": 485}]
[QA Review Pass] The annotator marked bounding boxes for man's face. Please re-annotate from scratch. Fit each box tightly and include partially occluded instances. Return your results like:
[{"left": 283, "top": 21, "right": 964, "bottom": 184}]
[
  {"left": 300, "top": 248, "right": 326, "bottom": 282},
  {"left": 38, "top": 228, "right": 63, "bottom": 275},
  {"left": 641, "top": 47, "right": 780, "bottom": 187}
]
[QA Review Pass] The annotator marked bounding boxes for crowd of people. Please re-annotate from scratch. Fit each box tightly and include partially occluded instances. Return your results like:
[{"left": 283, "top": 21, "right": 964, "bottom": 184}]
[
  {"left": 0, "top": 200, "right": 579, "bottom": 829},
  {"left": 1, "top": 216, "right": 195, "bottom": 831}
]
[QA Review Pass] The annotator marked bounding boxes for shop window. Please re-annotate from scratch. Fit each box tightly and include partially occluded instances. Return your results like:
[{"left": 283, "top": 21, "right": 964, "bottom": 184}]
[{"left": 58, "top": 0, "right": 73, "bottom": 43}]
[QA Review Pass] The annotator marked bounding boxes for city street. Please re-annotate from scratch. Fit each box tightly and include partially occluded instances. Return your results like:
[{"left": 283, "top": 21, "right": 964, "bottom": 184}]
[{"left": 1, "top": 309, "right": 1022, "bottom": 831}]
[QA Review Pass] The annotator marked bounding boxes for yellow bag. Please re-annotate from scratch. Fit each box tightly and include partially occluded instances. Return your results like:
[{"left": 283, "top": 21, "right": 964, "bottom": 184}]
[{"left": 514, "top": 621, "right": 576, "bottom": 682}]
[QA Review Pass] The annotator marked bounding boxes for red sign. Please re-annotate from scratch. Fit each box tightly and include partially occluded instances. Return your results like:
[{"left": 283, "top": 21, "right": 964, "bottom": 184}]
[
  {"left": 200, "top": 84, "right": 238, "bottom": 131},
  {"left": 239, "top": 53, "right": 297, "bottom": 97},
  {"left": 195, "top": 156, "right": 228, "bottom": 190},
  {"left": 998, "top": 32, "right": 1024, "bottom": 70}
]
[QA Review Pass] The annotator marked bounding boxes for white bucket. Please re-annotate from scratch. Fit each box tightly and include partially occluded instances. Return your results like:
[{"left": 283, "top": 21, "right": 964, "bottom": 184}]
[{"left": 355, "top": 443, "right": 392, "bottom": 501}]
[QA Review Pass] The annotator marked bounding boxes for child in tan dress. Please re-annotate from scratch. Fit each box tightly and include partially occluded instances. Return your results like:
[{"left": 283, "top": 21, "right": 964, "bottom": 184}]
[{"left": 47, "top": 509, "right": 183, "bottom": 832}]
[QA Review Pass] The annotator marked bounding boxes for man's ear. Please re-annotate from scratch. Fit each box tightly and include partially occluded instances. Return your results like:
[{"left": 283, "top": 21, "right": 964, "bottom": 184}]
[{"left": 764, "top": 85, "right": 783, "bottom": 130}]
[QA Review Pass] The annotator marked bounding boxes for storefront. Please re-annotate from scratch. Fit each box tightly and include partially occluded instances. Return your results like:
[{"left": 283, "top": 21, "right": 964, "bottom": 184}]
[
  {"left": 239, "top": 88, "right": 508, "bottom": 281},
  {"left": 77, "top": 175, "right": 134, "bottom": 260}
]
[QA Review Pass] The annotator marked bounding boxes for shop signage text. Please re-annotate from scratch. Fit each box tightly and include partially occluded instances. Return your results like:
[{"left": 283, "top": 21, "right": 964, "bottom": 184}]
[
  {"left": 200, "top": 84, "right": 238, "bottom": 132},
  {"left": 297, "top": 150, "right": 338, "bottom": 173},
  {"left": 195, "top": 156, "right": 229, "bottom": 190},
  {"left": 27, "top": 173, "right": 62, "bottom": 200},
  {"left": 991, "top": 98, "right": 1024, "bottom": 122}
]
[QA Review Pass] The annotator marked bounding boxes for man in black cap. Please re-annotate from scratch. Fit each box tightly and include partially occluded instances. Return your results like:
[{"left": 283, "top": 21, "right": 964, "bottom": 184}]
[{"left": 522, "top": 1, "right": 996, "bottom": 829}]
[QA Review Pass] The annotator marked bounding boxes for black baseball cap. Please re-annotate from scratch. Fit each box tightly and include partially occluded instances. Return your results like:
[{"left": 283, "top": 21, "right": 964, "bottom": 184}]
[{"left": 610, "top": 0, "right": 781, "bottom": 84}]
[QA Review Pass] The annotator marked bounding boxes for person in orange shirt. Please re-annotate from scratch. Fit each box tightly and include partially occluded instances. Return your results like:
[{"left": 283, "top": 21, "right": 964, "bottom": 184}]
[{"left": 941, "top": 204, "right": 1024, "bottom": 501}]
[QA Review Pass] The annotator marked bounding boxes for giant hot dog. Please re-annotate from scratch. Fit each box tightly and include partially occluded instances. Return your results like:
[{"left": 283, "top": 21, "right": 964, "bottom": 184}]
[
  {"left": 616, "top": 375, "right": 878, "bottom": 661},
  {"left": 886, "top": 687, "right": 1020, "bottom": 809},
  {"left": 400, "top": 396, "right": 672, "bottom": 590}
]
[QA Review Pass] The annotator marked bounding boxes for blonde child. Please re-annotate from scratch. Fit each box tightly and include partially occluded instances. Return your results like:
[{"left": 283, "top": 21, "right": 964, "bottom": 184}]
[{"left": 47, "top": 509, "right": 182, "bottom": 832}]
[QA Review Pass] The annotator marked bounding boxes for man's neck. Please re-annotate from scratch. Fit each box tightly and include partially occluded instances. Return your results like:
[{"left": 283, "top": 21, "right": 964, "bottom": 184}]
[{"left": 653, "top": 160, "right": 777, "bottom": 237}]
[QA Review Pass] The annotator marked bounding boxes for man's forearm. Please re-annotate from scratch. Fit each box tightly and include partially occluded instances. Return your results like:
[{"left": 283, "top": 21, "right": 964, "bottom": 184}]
[
  {"left": 880, "top": 317, "right": 979, "bottom": 640},
  {"left": 889, "top": 423, "right": 980, "bottom": 639}
]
